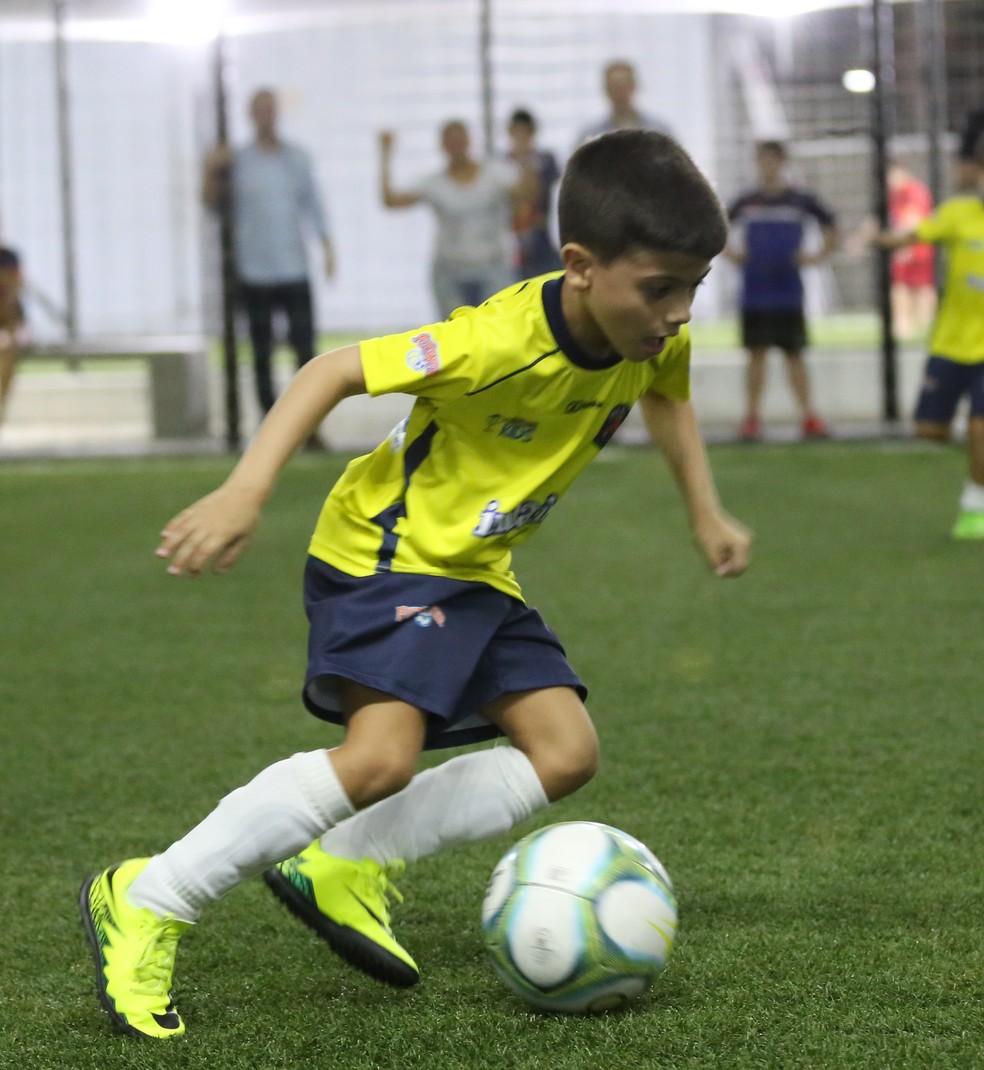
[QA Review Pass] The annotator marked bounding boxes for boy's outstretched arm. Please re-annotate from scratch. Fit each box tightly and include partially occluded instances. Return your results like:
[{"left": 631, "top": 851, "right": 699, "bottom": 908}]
[
  {"left": 639, "top": 390, "right": 752, "bottom": 577},
  {"left": 157, "top": 345, "right": 367, "bottom": 577}
]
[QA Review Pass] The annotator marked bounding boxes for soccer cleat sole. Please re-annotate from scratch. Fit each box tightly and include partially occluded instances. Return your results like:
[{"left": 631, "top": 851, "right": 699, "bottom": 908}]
[
  {"left": 79, "top": 871, "right": 183, "bottom": 1039},
  {"left": 79, "top": 871, "right": 143, "bottom": 1037},
  {"left": 262, "top": 867, "right": 419, "bottom": 988}
]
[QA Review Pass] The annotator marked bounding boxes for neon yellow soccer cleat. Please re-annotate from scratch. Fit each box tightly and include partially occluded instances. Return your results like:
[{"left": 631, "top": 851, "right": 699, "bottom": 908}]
[
  {"left": 79, "top": 858, "right": 191, "bottom": 1039},
  {"left": 952, "top": 510, "right": 984, "bottom": 540},
  {"left": 264, "top": 842, "right": 419, "bottom": 987}
]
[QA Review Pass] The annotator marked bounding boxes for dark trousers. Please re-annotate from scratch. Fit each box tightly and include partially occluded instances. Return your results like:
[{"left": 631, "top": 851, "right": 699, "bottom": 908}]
[{"left": 240, "top": 280, "right": 315, "bottom": 413}]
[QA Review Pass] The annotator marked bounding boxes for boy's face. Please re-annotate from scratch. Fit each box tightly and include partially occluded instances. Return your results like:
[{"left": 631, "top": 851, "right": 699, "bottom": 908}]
[
  {"left": 562, "top": 246, "right": 710, "bottom": 364},
  {"left": 250, "top": 91, "right": 278, "bottom": 137},
  {"left": 755, "top": 147, "right": 785, "bottom": 185}
]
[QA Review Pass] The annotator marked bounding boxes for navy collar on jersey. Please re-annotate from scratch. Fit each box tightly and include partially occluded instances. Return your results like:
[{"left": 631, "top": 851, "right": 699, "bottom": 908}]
[{"left": 541, "top": 276, "right": 622, "bottom": 370}]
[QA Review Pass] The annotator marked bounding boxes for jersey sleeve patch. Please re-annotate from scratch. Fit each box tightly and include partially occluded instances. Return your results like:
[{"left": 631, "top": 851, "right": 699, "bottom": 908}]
[{"left": 406, "top": 332, "right": 442, "bottom": 377}]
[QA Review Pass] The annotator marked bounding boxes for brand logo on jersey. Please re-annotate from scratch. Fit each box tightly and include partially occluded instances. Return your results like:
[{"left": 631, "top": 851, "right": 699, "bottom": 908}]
[
  {"left": 473, "top": 495, "right": 558, "bottom": 537},
  {"left": 388, "top": 416, "right": 409, "bottom": 453},
  {"left": 968, "top": 273, "right": 984, "bottom": 292},
  {"left": 594, "top": 403, "right": 631, "bottom": 447},
  {"left": 395, "top": 604, "right": 447, "bottom": 628},
  {"left": 484, "top": 414, "right": 538, "bottom": 443},
  {"left": 564, "top": 400, "right": 604, "bottom": 414},
  {"left": 406, "top": 332, "right": 441, "bottom": 376}
]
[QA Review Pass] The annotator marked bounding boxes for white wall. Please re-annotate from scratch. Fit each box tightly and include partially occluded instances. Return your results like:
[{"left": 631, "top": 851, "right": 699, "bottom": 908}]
[
  {"left": 0, "top": 1, "right": 721, "bottom": 339},
  {"left": 232, "top": 2, "right": 721, "bottom": 331}
]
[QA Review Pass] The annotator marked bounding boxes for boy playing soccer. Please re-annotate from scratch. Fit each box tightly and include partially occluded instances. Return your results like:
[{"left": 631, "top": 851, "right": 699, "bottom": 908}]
[
  {"left": 876, "top": 135, "right": 984, "bottom": 538},
  {"left": 80, "top": 130, "right": 751, "bottom": 1039}
]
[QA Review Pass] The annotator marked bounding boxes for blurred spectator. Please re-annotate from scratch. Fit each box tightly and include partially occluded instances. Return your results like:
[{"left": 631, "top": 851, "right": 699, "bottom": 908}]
[
  {"left": 505, "top": 108, "right": 562, "bottom": 278},
  {"left": 885, "top": 161, "right": 937, "bottom": 339},
  {"left": 725, "top": 141, "right": 839, "bottom": 442},
  {"left": 202, "top": 88, "right": 334, "bottom": 416},
  {"left": 379, "top": 121, "right": 529, "bottom": 318},
  {"left": 576, "top": 60, "right": 674, "bottom": 145},
  {"left": 874, "top": 135, "right": 984, "bottom": 539},
  {"left": 847, "top": 160, "right": 936, "bottom": 340},
  {"left": 0, "top": 243, "right": 25, "bottom": 427}
]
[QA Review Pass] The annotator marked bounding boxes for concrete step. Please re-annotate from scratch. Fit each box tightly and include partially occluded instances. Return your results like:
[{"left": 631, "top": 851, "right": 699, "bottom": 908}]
[{"left": 0, "top": 347, "right": 940, "bottom": 458}]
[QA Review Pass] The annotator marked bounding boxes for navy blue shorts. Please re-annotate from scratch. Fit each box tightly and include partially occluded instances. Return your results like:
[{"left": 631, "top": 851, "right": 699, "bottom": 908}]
[
  {"left": 914, "top": 355, "right": 984, "bottom": 424},
  {"left": 302, "top": 557, "right": 587, "bottom": 751}
]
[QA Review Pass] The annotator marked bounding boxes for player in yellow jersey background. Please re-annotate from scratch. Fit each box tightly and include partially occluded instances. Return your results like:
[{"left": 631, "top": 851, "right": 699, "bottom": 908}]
[
  {"left": 877, "top": 134, "right": 984, "bottom": 539},
  {"left": 80, "top": 130, "right": 752, "bottom": 1038}
]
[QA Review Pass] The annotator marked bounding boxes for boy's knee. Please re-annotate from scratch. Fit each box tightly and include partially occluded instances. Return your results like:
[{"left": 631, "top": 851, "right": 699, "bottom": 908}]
[
  {"left": 334, "top": 746, "right": 417, "bottom": 808},
  {"left": 534, "top": 731, "right": 600, "bottom": 803},
  {"left": 915, "top": 421, "right": 950, "bottom": 442}
]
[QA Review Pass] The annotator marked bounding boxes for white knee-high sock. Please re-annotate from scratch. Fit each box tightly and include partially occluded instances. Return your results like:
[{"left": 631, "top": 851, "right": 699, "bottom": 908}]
[
  {"left": 320, "top": 745, "right": 548, "bottom": 866},
  {"left": 128, "top": 750, "right": 354, "bottom": 921}
]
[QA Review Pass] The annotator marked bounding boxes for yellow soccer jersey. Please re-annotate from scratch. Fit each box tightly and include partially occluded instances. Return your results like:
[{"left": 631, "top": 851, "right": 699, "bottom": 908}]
[
  {"left": 308, "top": 274, "right": 691, "bottom": 600},
  {"left": 916, "top": 196, "right": 984, "bottom": 364}
]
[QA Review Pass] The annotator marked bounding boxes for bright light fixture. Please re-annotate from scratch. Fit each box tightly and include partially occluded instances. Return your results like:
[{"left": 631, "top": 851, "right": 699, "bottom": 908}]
[
  {"left": 842, "top": 68, "right": 876, "bottom": 93},
  {"left": 145, "top": 0, "right": 226, "bottom": 44},
  {"left": 712, "top": 0, "right": 849, "bottom": 15}
]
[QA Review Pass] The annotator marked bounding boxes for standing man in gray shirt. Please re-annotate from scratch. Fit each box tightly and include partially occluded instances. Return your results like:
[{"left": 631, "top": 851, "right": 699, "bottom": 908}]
[
  {"left": 576, "top": 60, "right": 675, "bottom": 145},
  {"left": 203, "top": 88, "right": 334, "bottom": 415}
]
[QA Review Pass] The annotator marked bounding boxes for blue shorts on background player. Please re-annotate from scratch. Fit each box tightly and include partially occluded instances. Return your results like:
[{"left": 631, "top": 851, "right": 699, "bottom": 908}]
[
  {"left": 725, "top": 141, "right": 839, "bottom": 442},
  {"left": 875, "top": 134, "right": 984, "bottom": 539},
  {"left": 79, "top": 130, "right": 752, "bottom": 1039}
]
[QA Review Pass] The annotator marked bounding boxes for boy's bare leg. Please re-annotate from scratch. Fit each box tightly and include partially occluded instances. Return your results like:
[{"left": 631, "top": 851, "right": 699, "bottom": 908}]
[
  {"left": 0, "top": 337, "right": 17, "bottom": 422},
  {"left": 967, "top": 416, "right": 984, "bottom": 487},
  {"left": 782, "top": 350, "right": 812, "bottom": 417},
  {"left": 265, "top": 686, "right": 594, "bottom": 987},
  {"left": 744, "top": 347, "right": 768, "bottom": 420}
]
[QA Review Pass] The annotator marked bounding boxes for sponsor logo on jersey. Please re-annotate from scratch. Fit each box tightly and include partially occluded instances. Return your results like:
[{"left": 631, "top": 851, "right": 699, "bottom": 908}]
[
  {"left": 395, "top": 604, "right": 447, "bottom": 628},
  {"left": 484, "top": 413, "right": 538, "bottom": 443},
  {"left": 406, "top": 332, "right": 441, "bottom": 376},
  {"left": 564, "top": 399, "right": 605, "bottom": 414},
  {"left": 594, "top": 403, "right": 631, "bottom": 447},
  {"left": 472, "top": 495, "right": 558, "bottom": 537}
]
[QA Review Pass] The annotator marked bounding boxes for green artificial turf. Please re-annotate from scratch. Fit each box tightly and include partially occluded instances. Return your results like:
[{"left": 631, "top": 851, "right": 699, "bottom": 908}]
[{"left": 0, "top": 440, "right": 981, "bottom": 1069}]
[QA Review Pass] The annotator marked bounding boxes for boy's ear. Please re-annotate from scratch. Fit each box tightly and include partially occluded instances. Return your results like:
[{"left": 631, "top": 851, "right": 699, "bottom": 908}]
[{"left": 561, "top": 243, "right": 595, "bottom": 291}]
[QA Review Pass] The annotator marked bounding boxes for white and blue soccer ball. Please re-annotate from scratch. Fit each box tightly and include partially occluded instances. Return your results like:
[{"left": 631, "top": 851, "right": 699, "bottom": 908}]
[{"left": 481, "top": 821, "right": 677, "bottom": 1014}]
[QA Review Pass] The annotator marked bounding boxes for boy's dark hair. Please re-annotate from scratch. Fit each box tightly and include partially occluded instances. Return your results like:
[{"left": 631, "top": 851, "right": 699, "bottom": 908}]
[
  {"left": 509, "top": 108, "right": 536, "bottom": 130},
  {"left": 558, "top": 130, "right": 727, "bottom": 263},
  {"left": 756, "top": 140, "right": 787, "bottom": 159}
]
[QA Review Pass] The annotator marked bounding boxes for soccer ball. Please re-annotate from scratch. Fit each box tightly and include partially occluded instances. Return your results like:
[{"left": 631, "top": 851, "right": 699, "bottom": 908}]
[{"left": 481, "top": 821, "right": 677, "bottom": 1014}]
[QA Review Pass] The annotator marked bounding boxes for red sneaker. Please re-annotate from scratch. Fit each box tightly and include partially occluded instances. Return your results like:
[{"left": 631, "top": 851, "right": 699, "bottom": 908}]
[
  {"left": 801, "top": 414, "right": 830, "bottom": 439},
  {"left": 738, "top": 415, "right": 761, "bottom": 441}
]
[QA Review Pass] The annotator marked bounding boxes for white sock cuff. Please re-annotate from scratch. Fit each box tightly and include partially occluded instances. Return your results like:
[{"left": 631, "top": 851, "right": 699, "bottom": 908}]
[
  {"left": 960, "top": 480, "right": 984, "bottom": 512},
  {"left": 288, "top": 750, "right": 355, "bottom": 828},
  {"left": 490, "top": 745, "right": 549, "bottom": 817}
]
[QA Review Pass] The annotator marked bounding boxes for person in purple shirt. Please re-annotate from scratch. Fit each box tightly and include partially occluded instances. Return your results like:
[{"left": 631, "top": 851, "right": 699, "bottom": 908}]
[
  {"left": 725, "top": 141, "right": 839, "bottom": 441},
  {"left": 203, "top": 89, "right": 334, "bottom": 417},
  {"left": 506, "top": 108, "right": 562, "bottom": 278}
]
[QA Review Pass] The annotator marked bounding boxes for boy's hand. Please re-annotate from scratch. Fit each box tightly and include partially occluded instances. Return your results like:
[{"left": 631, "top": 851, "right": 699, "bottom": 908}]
[
  {"left": 156, "top": 486, "right": 262, "bottom": 577},
  {"left": 694, "top": 512, "right": 752, "bottom": 578}
]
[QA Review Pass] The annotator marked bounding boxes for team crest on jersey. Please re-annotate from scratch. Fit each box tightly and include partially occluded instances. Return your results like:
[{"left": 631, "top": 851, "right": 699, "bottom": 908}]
[
  {"left": 594, "top": 403, "right": 631, "bottom": 447},
  {"left": 406, "top": 332, "right": 441, "bottom": 376},
  {"left": 395, "top": 604, "right": 447, "bottom": 628}
]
